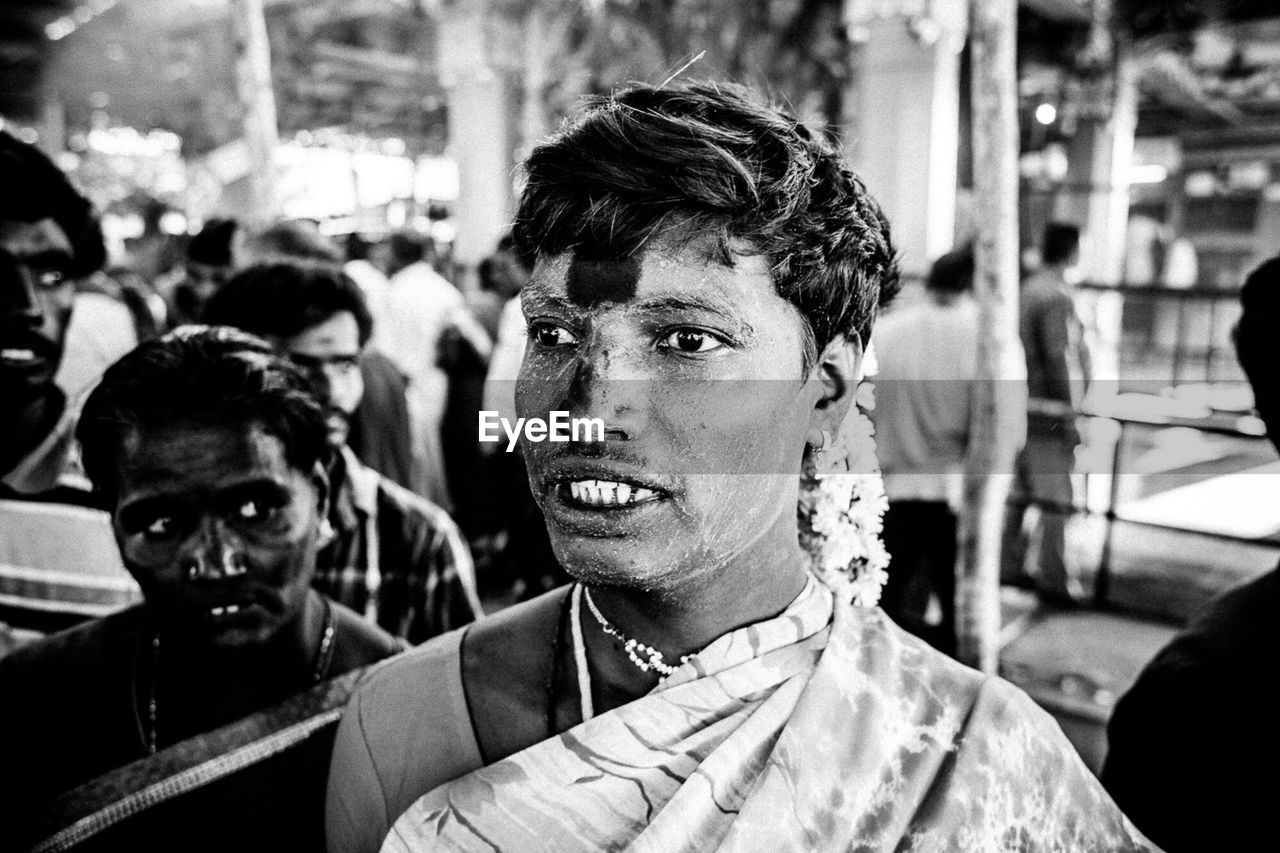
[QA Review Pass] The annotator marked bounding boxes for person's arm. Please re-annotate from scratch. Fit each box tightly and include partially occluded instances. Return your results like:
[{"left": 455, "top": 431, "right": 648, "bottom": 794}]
[{"left": 326, "top": 684, "right": 393, "bottom": 853}]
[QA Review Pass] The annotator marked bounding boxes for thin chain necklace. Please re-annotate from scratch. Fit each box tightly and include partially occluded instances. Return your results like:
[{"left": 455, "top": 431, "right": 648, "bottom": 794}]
[
  {"left": 143, "top": 597, "right": 336, "bottom": 754},
  {"left": 582, "top": 585, "right": 692, "bottom": 681}
]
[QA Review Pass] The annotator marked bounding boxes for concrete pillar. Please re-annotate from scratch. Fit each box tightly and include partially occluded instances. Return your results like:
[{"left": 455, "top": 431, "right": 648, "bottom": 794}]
[
  {"left": 1053, "top": 57, "right": 1138, "bottom": 285},
  {"left": 229, "top": 0, "right": 280, "bottom": 224},
  {"left": 439, "top": 4, "right": 515, "bottom": 286},
  {"left": 848, "top": 5, "right": 966, "bottom": 278},
  {"left": 1053, "top": 53, "right": 1138, "bottom": 385}
]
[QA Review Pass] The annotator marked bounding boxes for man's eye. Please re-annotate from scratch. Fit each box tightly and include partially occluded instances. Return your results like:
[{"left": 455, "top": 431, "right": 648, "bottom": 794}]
[
  {"left": 659, "top": 329, "right": 725, "bottom": 354},
  {"left": 37, "top": 270, "right": 65, "bottom": 288},
  {"left": 143, "top": 517, "right": 174, "bottom": 539},
  {"left": 529, "top": 322, "right": 578, "bottom": 347},
  {"left": 235, "top": 500, "right": 266, "bottom": 522}
]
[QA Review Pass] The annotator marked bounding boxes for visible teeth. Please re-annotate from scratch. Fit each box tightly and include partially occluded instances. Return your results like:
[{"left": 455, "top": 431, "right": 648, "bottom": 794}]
[
  {"left": 210, "top": 604, "right": 242, "bottom": 617},
  {"left": 225, "top": 604, "right": 240, "bottom": 614},
  {"left": 211, "top": 606, "right": 225, "bottom": 616},
  {"left": 567, "top": 479, "right": 659, "bottom": 507},
  {"left": 1, "top": 348, "right": 35, "bottom": 360}
]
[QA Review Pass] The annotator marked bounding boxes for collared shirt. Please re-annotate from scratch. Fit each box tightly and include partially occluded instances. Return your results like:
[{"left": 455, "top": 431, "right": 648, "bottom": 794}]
[
  {"left": 0, "top": 392, "right": 141, "bottom": 633},
  {"left": 311, "top": 447, "right": 481, "bottom": 644}
]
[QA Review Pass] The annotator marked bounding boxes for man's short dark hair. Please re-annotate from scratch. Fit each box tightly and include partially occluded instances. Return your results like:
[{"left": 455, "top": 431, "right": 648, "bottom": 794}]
[
  {"left": 204, "top": 262, "right": 374, "bottom": 347},
  {"left": 77, "top": 326, "right": 330, "bottom": 499},
  {"left": 1042, "top": 222, "right": 1081, "bottom": 266},
  {"left": 512, "top": 81, "right": 899, "bottom": 357},
  {"left": 245, "top": 220, "right": 343, "bottom": 265},
  {"left": 0, "top": 131, "right": 105, "bottom": 277},
  {"left": 927, "top": 246, "right": 975, "bottom": 294},
  {"left": 187, "top": 218, "right": 238, "bottom": 267},
  {"left": 387, "top": 230, "right": 426, "bottom": 266}
]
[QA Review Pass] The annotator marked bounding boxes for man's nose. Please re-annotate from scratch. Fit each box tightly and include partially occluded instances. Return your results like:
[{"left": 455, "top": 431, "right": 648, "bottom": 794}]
[
  {"left": 2, "top": 258, "right": 46, "bottom": 326},
  {"left": 565, "top": 339, "right": 649, "bottom": 440},
  {"left": 181, "top": 520, "right": 248, "bottom": 582}
]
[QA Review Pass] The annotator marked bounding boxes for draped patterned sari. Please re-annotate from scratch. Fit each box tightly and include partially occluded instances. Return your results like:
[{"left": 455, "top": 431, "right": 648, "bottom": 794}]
[{"left": 382, "top": 579, "right": 1156, "bottom": 852}]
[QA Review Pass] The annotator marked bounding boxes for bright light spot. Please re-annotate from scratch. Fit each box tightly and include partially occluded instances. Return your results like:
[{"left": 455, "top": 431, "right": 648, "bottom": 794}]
[
  {"left": 16, "top": 127, "right": 39, "bottom": 145},
  {"left": 46, "top": 18, "right": 76, "bottom": 40},
  {"left": 159, "top": 211, "right": 188, "bottom": 235},
  {"left": 1034, "top": 103, "right": 1057, "bottom": 125},
  {"left": 428, "top": 220, "right": 456, "bottom": 244},
  {"left": 1130, "top": 164, "right": 1168, "bottom": 184},
  {"left": 1184, "top": 172, "right": 1217, "bottom": 197}
]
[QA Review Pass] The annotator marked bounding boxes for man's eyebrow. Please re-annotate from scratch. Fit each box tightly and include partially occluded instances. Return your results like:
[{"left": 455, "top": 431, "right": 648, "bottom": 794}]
[
  {"left": 117, "top": 477, "right": 288, "bottom": 517},
  {"left": 631, "top": 293, "right": 741, "bottom": 315},
  {"left": 520, "top": 289, "right": 580, "bottom": 315}
]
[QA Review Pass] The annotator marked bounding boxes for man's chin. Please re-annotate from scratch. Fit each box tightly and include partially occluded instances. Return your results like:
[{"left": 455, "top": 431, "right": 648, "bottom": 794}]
[{"left": 325, "top": 415, "right": 350, "bottom": 448}]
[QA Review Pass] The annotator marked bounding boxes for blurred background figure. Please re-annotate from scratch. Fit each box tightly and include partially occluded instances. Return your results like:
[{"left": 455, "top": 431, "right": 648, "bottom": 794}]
[
  {"left": 163, "top": 217, "right": 238, "bottom": 327},
  {"left": 377, "top": 229, "right": 491, "bottom": 510},
  {"left": 0, "top": 129, "right": 140, "bottom": 637},
  {"left": 242, "top": 219, "right": 419, "bottom": 495},
  {"left": 54, "top": 261, "right": 167, "bottom": 401},
  {"left": 1004, "top": 222, "right": 1092, "bottom": 605},
  {"left": 873, "top": 246, "right": 1004, "bottom": 655},
  {"left": 1101, "top": 255, "right": 1280, "bottom": 852},
  {"left": 206, "top": 262, "right": 481, "bottom": 642},
  {"left": 343, "top": 232, "right": 390, "bottom": 336}
]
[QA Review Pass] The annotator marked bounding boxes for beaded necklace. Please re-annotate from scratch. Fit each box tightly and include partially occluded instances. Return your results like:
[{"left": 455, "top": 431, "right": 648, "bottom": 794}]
[
  {"left": 582, "top": 585, "right": 693, "bottom": 681},
  {"left": 141, "top": 596, "right": 336, "bottom": 754}
]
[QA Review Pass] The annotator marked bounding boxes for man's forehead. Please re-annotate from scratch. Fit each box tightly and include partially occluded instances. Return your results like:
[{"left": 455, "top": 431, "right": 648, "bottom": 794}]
[
  {"left": 0, "top": 217, "right": 73, "bottom": 258},
  {"left": 526, "top": 244, "right": 773, "bottom": 308}
]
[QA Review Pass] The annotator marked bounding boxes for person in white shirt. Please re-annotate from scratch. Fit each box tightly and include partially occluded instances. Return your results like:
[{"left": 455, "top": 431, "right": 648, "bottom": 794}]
[
  {"left": 377, "top": 231, "right": 490, "bottom": 510},
  {"left": 871, "top": 247, "right": 985, "bottom": 653}
]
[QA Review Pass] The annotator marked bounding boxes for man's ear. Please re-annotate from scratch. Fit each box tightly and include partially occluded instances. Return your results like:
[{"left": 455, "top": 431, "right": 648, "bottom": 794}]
[
  {"left": 806, "top": 333, "right": 864, "bottom": 445},
  {"left": 310, "top": 459, "right": 331, "bottom": 522}
]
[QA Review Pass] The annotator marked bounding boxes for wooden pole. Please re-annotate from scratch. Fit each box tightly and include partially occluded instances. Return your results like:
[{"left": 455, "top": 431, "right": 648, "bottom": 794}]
[
  {"left": 229, "top": 0, "right": 280, "bottom": 223},
  {"left": 958, "top": 0, "right": 1024, "bottom": 673}
]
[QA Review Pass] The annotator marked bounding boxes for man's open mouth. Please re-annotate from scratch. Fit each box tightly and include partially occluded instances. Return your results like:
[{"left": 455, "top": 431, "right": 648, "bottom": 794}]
[
  {"left": 0, "top": 347, "right": 45, "bottom": 367},
  {"left": 560, "top": 478, "right": 662, "bottom": 508}
]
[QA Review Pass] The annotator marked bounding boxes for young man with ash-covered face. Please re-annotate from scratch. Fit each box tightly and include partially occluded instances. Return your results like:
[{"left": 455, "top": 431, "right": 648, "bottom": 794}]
[
  {"left": 0, "top": 328, "right": 403, "bottom": 851},
  {"left": 205, "top": 262, "right": 482, "bottom": 643},
  {"left": 326, "top": 83, "right": 1153, "bottom": 853},
  {"left": 0, "top": 130, "right": 140, "bottom": 633}
]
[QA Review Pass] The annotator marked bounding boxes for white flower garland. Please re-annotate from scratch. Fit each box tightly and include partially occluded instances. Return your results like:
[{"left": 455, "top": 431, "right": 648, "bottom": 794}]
[{"left": 797, "top": 380, "right": 890, "bottom": 607}]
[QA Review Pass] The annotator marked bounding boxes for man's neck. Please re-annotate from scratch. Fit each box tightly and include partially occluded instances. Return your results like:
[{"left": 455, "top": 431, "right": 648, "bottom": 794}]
[
  {"left": 0, "top": 387, "right": 64, "bottom": 479},
  {"left": 154, "top": 591, "right": 327, "bottom": 741},
  {"left": 579, "top": 515, "right": 810, "bottom": 712}
]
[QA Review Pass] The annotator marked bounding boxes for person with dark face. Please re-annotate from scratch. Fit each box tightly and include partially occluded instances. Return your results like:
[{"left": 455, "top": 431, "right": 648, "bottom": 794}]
[
  {"left": 166, "top": 218, "right": 238, "bottom": 327},
  {"left": 0, "top": 130, "right": 140, "bottom": 632},
  {"left": 1101, "top": 256, "right": 1280, "bottom": 852},
  {"left": 325, "top": 83, "right": 1153, "bottom": 853},
  {"left": 0, "top": 327, "right": 403, "bottom": 851},
  {"left": 205, "top": 263, "right": 482, "bottom": 643}
]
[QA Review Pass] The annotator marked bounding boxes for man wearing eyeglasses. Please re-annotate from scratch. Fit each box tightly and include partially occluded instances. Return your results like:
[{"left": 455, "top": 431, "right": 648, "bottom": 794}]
[{"left": 205, "top": 262, "right": 482, "bottom": 644}]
